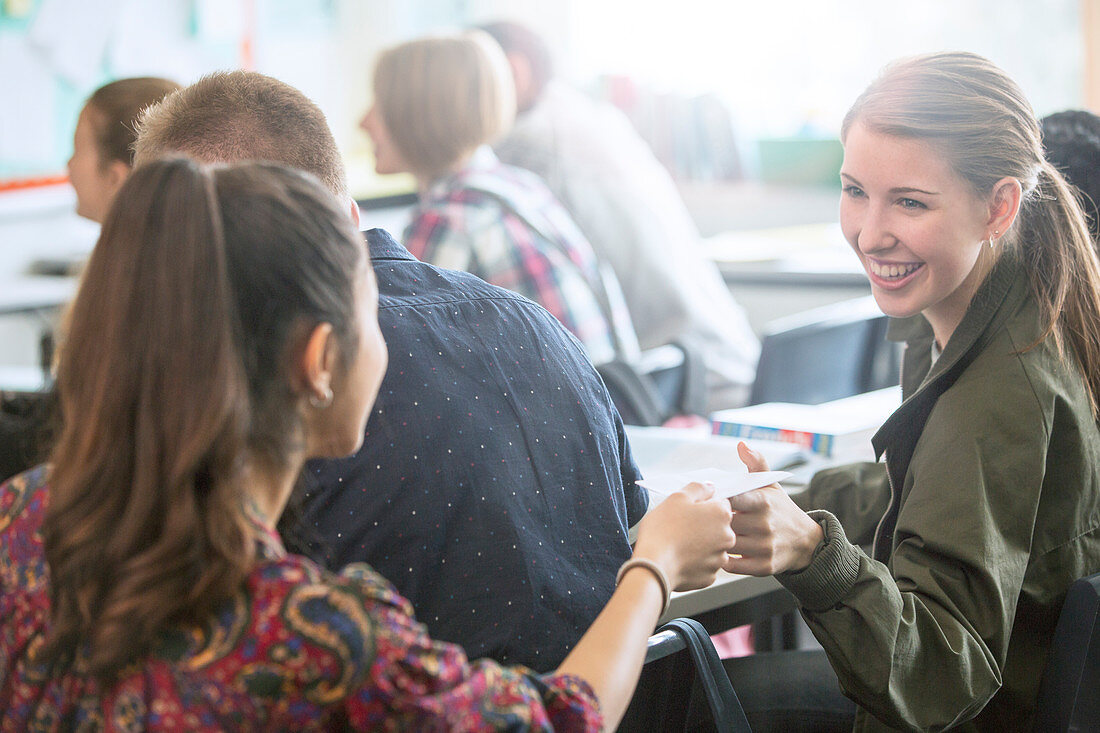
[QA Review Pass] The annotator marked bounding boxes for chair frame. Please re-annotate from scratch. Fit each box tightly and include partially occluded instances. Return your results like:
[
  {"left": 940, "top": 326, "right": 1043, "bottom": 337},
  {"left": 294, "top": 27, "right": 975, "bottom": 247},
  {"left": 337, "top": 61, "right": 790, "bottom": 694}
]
[
  {"left": 619, "top": 617, "right": 752, "bottom": 732},
  {"left": 1032, "top": 571, "right": 1100, "bottom": 731}
]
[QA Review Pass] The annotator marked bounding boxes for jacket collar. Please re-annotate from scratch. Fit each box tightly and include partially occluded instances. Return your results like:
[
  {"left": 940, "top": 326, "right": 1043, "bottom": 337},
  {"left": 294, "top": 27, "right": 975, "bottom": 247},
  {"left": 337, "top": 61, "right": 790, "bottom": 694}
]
[{"left": 873, "top": 251, "right": 1027, "bottom": 461}]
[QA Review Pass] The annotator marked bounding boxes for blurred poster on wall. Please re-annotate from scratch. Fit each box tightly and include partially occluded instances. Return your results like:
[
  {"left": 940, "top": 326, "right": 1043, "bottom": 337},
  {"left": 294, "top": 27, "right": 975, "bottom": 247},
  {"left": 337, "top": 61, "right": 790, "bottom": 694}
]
[
  {"left": 27, "top": 0, "right": 122, "bottom": 87},
  {"left": 0, "top": 35, "right": 55, "bottom": 174}
]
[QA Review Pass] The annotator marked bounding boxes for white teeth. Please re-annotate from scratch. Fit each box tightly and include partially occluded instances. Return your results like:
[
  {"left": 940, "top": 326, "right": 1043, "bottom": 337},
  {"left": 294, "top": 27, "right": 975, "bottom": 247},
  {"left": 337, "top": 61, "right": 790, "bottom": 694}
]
[{"left": 870, "top": 261, "right": 920, "bottom": 279}]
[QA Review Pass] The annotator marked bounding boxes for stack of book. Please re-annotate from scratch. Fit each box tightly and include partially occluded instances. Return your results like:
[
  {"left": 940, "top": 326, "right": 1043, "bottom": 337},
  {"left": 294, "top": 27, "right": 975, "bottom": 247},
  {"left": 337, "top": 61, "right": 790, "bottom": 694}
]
[{"left": 710, "top": 387, "right": 901, "bottom": 461}]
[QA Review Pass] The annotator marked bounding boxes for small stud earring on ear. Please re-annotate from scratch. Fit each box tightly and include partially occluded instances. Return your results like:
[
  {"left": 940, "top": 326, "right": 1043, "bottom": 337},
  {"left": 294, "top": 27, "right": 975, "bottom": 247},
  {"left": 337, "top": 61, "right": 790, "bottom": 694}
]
[{"left": 309, "top": 385, "right": 334, "bottom": 409}]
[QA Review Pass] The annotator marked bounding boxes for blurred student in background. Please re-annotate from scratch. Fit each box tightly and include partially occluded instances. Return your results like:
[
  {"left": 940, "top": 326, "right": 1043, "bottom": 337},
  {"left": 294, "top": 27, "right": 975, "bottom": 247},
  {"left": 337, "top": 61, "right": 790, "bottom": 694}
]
[
  {"left": 0, "top": 157, "right": 738, "bottom": 729},
  {"left": 361, "top": 31, "right": 639, "bottom": 367},
  {"left": 1041, "top": 109, "right": 1100, "bottom": 247},
  {"left": 0, "top": 77, "right": 181, "bottom": 485},
  {"left": 68, "top": 76, "right": 181, "bottom": 223},
  {"left": 481, "top": 21, "right": 760, "bottom": 411}
]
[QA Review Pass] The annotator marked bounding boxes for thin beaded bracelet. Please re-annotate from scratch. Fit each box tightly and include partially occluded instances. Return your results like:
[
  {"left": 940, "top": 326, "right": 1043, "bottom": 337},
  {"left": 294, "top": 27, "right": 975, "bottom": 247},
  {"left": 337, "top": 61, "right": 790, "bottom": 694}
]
[{"left": 615, "top": 557, "right": 671, "bottom": 616}]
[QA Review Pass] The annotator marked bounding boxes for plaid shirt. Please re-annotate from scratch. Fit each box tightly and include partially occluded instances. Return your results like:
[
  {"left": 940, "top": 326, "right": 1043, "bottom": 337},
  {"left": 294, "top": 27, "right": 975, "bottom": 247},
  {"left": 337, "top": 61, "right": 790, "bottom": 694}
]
[{"left": 404, "top": 147, "right": 637, "bottom": 365}]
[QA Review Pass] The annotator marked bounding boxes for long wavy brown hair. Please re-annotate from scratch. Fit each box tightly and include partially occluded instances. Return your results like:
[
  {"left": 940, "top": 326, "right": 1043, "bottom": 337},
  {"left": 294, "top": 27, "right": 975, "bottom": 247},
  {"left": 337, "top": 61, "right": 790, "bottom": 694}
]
[
  {"left": 844, "top": 52, "right": 1100, "bottom": 417},
  {"left": 41, "top": 158, "right": 363, "bottom": 680}
]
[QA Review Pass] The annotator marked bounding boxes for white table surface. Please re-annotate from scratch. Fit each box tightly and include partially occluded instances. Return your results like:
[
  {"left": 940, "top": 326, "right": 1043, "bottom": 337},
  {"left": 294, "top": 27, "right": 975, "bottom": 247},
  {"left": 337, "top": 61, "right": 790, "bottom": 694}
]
[
  {"left": 660, "top": 571, "right": 783, "bottom": 625},
  {"left": 627, "top": 390, "right": 898, "bottom": 627}
]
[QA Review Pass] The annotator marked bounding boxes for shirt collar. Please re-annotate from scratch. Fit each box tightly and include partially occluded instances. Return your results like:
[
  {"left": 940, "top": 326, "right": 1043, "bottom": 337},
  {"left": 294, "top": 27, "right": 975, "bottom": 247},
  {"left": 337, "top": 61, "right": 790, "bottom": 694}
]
[
  {"left": 423, "top": 145, "right": 500, "bottom": 201},
  {"left": 242, "top": 498, "right": 288, "bottom": 561},
  {"left": 364, "top": 228, "right": 416, "bottom": 262},
  {"left": 466, "top": 144, "right": 498, "bottom": 170}
]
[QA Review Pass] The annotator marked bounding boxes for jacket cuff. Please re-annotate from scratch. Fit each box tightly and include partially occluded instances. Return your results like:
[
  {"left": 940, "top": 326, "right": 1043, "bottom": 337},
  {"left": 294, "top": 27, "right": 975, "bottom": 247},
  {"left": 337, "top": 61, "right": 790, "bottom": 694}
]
[{"left": 776, "top": 510, "right": 862, "bottom": 612}]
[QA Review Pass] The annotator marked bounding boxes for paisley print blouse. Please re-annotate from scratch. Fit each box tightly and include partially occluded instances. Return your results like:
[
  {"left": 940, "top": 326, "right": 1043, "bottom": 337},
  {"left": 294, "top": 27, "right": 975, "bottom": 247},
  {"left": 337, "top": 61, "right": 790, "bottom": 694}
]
[{"left": 0, "top": 467, "right": 601, "bottom": 731}]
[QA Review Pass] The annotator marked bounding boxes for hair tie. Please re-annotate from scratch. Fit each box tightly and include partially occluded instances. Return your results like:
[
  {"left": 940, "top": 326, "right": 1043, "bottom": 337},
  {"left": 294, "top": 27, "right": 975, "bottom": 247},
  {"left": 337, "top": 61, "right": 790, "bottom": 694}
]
[{"left": 616, "top": 557, "right": 671, "bottom": 616}]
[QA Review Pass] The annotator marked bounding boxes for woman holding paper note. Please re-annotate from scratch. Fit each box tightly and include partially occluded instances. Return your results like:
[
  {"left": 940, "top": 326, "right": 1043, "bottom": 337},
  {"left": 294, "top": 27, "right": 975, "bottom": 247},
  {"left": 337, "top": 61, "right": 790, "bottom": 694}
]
[
  {"left": 722, "top": 53, "right": 1100, "bottom": 732},
  {"left": 0, "top": 158, "right": 740, "bottom": 730}
]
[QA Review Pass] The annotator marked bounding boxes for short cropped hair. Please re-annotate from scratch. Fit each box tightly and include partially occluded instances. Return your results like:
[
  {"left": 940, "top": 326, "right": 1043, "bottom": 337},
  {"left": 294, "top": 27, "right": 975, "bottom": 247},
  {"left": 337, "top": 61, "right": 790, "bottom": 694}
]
[
  {"left": 478, "top": 21, "right": 554, "bottom": 104},
  {"left": 86, "top": 77, "right": 181, "bottom": 166},
  {"left": 372, "top": 32, "right": 515, "bottom": 180},
  {"left": 1041, "top": 110, "right": 1100, "bottom": 243},
  {"left": 134, "top": 70, "right": 348, "bottom": 200}
]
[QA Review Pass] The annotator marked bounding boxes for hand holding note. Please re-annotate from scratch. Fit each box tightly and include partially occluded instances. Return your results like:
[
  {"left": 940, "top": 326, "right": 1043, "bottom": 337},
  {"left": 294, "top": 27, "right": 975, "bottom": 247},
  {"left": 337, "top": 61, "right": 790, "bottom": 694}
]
[
  {"left": 637, "top": 467, "right": 791, "bottom": 499},
  {"left": 724, "top": 442, "right": 825, "bottom": 576}
]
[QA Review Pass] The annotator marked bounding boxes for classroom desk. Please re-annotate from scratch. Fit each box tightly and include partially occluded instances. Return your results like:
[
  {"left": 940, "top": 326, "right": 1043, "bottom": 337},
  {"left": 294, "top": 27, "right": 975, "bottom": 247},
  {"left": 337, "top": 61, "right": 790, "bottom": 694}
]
[
  {"left": 0, "top": 277, "right": 71, "bottom": 379},
  {"left": 705, "top": 222, "right": 864, "bottom": 286},
  {"left": 629, "top": 389, "right": 899, "bottom": 639},
  {"left": 0, "top": 276, "right": 75, "bottom": 315},
  {"left": 659, "top": 571, "right": 793, "bottom": 634}
]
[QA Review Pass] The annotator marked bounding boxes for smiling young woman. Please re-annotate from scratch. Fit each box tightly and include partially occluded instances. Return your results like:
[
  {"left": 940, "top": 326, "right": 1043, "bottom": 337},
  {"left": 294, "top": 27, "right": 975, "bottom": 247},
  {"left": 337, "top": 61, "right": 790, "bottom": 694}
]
[
  {"left": 838, "top": 121, "right": 1019, "bottom": 349},
  {"left": 716, "top": 52, "right": 1100, "bottom": 732}
]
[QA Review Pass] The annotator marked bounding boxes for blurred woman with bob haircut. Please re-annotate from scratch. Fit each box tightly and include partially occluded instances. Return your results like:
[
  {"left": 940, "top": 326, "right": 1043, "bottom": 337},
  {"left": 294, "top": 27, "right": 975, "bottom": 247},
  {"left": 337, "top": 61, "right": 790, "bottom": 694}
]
[{"left": 362, "top": 32, "right": 639, "bottom": 366}]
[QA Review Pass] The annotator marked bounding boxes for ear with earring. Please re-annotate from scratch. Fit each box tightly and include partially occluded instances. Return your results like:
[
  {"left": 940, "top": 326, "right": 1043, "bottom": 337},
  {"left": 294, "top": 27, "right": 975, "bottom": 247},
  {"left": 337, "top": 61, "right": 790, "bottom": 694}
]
[
  {"left": 300, "top": 323, "right": 336, "bottom": 410},
  {"left": 309, "top": 385, "right": 334, "bottom": 409}
]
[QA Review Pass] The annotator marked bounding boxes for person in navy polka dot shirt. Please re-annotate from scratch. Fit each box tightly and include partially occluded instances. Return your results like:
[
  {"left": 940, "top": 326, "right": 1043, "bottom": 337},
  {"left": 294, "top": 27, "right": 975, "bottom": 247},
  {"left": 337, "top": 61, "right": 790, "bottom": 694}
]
[{"left": 134, "top": 71, "right": 648, "bottom": 673}]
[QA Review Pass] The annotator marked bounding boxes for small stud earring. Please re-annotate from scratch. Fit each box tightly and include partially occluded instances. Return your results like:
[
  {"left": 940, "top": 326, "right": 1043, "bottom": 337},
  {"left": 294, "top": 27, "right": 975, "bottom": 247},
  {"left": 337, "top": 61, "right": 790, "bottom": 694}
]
[{"left": 309, "top": 385, "right": 334, "bottom": 409}]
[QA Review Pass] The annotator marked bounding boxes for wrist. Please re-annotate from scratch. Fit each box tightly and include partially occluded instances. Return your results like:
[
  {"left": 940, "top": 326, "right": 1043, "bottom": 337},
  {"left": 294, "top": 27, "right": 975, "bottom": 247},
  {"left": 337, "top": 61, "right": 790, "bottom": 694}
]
[
  {"left": 616, "top": 557, "right": 671, "bottom": 616},
  {"left": 793, "top": 517, "right": 827, "bottom": 572},
  {"left": 630, "top": 541, "right": 679, "bottom": 588}
]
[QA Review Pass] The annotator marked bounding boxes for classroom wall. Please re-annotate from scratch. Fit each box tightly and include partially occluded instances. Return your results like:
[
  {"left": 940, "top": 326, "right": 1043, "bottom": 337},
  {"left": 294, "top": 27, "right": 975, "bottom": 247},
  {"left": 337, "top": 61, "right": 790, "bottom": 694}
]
[
  {"left": 0, "top": 0, "right": 574, "bottom": 193},
  {"left": 0, "top": 0, "right": 1087, "bottom": 372}
]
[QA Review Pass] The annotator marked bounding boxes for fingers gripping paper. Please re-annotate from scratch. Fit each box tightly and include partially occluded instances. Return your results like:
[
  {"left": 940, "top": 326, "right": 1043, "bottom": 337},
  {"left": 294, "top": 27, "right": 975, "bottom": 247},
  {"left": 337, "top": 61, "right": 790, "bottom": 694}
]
[{"left": 638, "top": 468, "right": 791, "bottom": 498}]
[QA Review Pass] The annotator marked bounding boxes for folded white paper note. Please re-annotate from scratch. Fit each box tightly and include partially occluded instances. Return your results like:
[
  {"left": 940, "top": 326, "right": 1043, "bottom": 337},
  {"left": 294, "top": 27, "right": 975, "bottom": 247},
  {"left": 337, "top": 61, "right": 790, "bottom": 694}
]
[{"left": 637, "top": 468, "right": 791, "bottom": 499}]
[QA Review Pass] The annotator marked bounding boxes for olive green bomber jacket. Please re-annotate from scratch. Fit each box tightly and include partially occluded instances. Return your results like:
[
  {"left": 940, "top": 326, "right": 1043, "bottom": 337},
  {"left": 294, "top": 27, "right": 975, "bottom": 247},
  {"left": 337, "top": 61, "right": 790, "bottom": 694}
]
[{"left": 778, "top": 253, "right": 1100, "bottom": 732}]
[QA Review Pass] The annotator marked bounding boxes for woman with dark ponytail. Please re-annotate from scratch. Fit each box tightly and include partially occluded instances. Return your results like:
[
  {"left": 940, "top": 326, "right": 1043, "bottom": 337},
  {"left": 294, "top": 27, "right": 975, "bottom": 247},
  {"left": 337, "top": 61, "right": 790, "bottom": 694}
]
[
  {"left": 719, "top": 53, "right": 1100, "bottom": 731},
  {"left": 0, "top": 158, "right": 738, "bottom": 730}
]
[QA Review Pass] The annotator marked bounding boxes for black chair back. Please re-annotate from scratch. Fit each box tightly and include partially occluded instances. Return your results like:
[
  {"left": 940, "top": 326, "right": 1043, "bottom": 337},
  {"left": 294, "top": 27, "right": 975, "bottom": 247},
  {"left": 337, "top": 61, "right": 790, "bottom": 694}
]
[
  {"left": 1032, "top": 571, "right": 1100, "bottom": 732},
  {"left": 749, "top": 296, "right": 900, "bottom": 406},
  {"left": 597, "top": 342, "right": 709, "bottom": 426},
  {"left": 618, "top": 617, "right": 751, "bottom": 732},
  {"left": 597, "top": 359, "right": 667, "bottom": 427}
]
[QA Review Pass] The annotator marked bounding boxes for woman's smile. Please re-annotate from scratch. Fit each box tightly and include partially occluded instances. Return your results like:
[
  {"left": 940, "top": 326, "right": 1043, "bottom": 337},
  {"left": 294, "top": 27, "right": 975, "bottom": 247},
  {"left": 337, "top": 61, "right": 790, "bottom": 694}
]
[{"left": 864, "top": 258, "right": 925, "bottom": 289}]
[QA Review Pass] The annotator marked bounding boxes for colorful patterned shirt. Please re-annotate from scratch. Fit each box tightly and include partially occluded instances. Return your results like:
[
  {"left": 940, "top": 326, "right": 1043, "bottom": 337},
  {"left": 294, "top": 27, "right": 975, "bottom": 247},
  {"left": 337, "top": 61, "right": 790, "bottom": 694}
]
[
  {"left": 0, "top": 466, "right": 602, "bottom": 731},
  {"left": 403, "top": 147, "right": 638, "bottom": 366}
]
